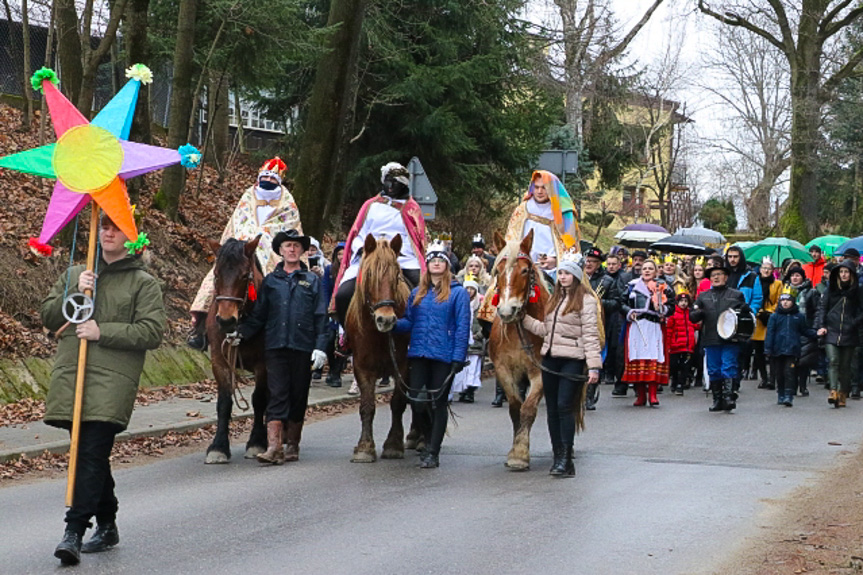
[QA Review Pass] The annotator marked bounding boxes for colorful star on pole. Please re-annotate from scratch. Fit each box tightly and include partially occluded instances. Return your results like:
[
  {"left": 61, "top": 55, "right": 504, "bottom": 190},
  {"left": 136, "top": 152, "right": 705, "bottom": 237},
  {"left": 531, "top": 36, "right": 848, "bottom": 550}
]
[{"left": 0, "top": 65, "right": 201, "bottom": 256}]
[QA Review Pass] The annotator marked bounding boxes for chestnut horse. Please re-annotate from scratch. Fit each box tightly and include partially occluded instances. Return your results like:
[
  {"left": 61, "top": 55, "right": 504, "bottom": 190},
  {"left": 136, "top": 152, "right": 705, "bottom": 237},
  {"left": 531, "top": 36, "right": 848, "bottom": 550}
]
[
  {"left": 488, "top": 229, "right": 585, "bottom": 470},
  {"left": 345, "top": 234, "right": 412, "bottom": 462},
  {"left": 204, "top": 237, "right": 269, "bottom": 464}
]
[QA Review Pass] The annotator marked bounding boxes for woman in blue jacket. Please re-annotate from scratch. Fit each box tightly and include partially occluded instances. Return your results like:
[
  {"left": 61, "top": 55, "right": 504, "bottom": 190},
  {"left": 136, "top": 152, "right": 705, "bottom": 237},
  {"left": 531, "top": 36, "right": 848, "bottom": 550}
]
[{"left": 395, "top": 240, "right": 471, "bottom": 469}]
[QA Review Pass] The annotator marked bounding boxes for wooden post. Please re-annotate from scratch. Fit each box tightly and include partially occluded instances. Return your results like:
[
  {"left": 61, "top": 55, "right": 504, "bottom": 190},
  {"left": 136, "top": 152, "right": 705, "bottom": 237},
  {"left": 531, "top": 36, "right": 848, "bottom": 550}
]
[{"left": 65, "top": 205, "right": 100, "bottom": 507}]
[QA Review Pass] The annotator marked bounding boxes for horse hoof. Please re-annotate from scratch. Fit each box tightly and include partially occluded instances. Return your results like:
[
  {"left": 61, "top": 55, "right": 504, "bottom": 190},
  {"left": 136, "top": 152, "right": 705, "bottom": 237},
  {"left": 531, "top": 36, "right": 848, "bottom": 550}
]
[
  {"left": 381, "top": 448, "right": 405, "bottom": 460},
  {"left": 505, "top": 459, "right": 530, "bottom": 471},
  {"left": 205, "top": 451, "right": 230, "bottom": 464},
  {"left": 351, "top": 449, "right": 377, "bottom": 463},
  {"left": 404, "top": 438, "right": 418, "bottom": 450},
  {"left": 244, "top": 446, "right": 265, "bottom": 459}
]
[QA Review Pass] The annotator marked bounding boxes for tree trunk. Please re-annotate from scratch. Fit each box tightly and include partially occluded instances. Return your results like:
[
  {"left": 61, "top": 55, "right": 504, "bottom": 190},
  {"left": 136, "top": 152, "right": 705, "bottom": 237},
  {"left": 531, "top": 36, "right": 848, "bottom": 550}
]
[
  {"left": 125, "top": 0, "right": 152, "bottom": 145},
  {"left": 21, "top": 0, "right": 33, "bottom": 128},
  {"left": 76, "top": 0, "right": 128, "bottom": 116},
  {"left": 781, "top": 41, "right": 822, "bottom": 241},
  {"left": 208, "top": 72, "right": 230, "bottom": 171},
  {"left": 292, "top": 0, "right": 367, "bottom": 238},
  {"left": 233, "top": 90, "right": 246, "bottom": 154},
  {"left": 54, "top": 0, "right": 83, "bottom": 106},
  {"left": 153, "top": 0, "right": 198, "bottom": 220}
]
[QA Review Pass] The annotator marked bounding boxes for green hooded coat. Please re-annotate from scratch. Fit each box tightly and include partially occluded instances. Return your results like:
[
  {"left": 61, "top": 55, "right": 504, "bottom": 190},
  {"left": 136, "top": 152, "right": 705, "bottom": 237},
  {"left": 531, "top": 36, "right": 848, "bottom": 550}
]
[{"left": 41, "top": 256, "right": 166, "bottom": 430}]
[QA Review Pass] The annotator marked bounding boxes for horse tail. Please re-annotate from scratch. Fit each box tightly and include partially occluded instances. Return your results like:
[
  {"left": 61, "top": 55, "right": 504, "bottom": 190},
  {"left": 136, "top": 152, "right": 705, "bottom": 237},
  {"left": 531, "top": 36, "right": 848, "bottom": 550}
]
[{"left": 574, "top": 380, "right": 588, "bottom": 433}]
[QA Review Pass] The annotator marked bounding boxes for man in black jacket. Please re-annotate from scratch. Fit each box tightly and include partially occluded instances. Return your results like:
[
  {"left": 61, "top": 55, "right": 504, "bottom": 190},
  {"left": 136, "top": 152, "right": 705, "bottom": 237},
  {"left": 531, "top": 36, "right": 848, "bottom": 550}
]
[
  {"left": 583, "top": 247, "right": 622, "bottom": 409},
  {"left": 239, "top": 229, "right": 328, "bottom": 464},
  {"left": 605, "top": 253, "right": 628, "bottom": 395},
  {"left": 690, "top": 262, "right": 747, "bottom": 412}
]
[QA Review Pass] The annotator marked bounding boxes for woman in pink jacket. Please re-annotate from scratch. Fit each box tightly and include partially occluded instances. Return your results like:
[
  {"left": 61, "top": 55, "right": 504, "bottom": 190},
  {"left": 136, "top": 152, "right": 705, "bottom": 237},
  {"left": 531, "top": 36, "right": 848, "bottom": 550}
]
[{"left": 521, "top": 256, "right": 602, "bottom": 478}]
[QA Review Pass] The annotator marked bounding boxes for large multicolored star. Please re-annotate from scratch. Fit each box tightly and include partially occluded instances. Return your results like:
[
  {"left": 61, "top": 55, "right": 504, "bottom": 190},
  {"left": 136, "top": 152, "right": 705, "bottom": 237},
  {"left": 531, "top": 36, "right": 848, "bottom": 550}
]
[{"left": 0, "top": 65, "right": 200, "bottom": 254}]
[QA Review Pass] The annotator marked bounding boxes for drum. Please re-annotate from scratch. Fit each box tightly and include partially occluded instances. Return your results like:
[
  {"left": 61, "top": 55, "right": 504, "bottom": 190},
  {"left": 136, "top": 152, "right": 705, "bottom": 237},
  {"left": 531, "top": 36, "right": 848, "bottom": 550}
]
[{"left": 717, "top": 308, "right": 755, "bottom": 342}]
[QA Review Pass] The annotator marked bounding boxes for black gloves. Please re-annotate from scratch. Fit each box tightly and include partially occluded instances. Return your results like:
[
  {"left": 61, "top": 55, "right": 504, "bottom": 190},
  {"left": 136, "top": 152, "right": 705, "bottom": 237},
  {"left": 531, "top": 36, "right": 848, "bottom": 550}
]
[
  {"left": 739, "top": 304, "right": 752, "bottom": 314},
  {"left": 451, "top": 361, "right": 466, "bottom": 375}
]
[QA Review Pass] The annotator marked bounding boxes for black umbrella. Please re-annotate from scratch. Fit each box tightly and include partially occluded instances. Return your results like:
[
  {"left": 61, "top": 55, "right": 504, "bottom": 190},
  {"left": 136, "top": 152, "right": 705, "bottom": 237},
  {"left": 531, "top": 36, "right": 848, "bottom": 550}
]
[{"left": 649, "top": 234, "right": 711, "bottom": 255}]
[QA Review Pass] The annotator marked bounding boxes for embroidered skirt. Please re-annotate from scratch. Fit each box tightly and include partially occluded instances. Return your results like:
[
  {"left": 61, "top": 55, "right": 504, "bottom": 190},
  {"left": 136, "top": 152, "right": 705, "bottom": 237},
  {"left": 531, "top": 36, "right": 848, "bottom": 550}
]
[{"left": 622, "top": 319, "right": 669, "bottom": 385}]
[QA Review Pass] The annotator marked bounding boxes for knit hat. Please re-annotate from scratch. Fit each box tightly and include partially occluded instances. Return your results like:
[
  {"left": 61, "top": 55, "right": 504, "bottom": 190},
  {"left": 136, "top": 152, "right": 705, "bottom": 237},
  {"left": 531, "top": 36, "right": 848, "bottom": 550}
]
[
  {"left": 843, "top": 247, "right": 860, "bottom": 258},
  {"left": 258, "top": 157, "right": 287, "bottom": 185},
  {"left": 557, "top": 250, "right": 583, "bottom": 282},
  {"left": 785, "top": 263, "right": 806, "bottom": 282}
]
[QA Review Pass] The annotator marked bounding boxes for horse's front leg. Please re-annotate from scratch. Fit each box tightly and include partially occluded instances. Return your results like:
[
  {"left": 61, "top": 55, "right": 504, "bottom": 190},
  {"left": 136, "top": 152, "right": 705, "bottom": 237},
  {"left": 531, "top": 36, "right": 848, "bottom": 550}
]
[
  {"left": 381, "top": 361, "right": 408, "bottom": 459},
  {"left": 206, "top": 372, "right": 234, "bottom": 464},
  {"left": 351, "top": 369, "right": 377, "bottom": 462},
  {"left": 507, "top": 369, "right": 543, "bottom": 471},
  {"left": 244, "top": 362, "right": 269, "bottom": 458}
]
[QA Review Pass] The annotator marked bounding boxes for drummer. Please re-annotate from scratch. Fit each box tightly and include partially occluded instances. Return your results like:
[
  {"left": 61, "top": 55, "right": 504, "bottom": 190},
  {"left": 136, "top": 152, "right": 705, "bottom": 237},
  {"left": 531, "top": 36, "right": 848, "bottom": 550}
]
[{"left": 690, "top": 260, "right": 748, "bottom": 413}]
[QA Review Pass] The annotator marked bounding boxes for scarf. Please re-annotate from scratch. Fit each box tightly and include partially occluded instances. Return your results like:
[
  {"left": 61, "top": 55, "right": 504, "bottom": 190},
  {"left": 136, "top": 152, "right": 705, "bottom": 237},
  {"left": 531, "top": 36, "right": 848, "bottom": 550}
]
[{"left": 525, "top": 170, "right": 579, "bottom": 249}]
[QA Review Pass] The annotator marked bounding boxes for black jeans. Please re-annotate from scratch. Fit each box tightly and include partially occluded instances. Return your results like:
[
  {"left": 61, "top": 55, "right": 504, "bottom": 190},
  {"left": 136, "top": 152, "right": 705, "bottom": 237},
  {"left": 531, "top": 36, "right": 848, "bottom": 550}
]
[
  {"left": 65, "top": 421, "right": 121, "bottom": 536},
  {"left": 265, "top": 348, "right": 312, "bottom": 423},
  {"left": 408, "top": 358, "right": 452, "bottom": 456},
  {"left": 772, "top": 355, "right": 796, "bottom": 398},
  {"left": 541, "top": 356, "right": 585, "bottom": 449},
  {"left": 669, "top": 352, "right": 691, "bottom": 390}
]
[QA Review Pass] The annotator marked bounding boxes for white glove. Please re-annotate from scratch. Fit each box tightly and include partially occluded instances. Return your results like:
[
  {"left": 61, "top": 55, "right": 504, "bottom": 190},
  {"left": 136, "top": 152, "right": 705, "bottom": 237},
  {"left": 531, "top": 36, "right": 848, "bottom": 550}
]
[
  {"left": 311, "top": 349, "right": 327, "bottom": 371},
  {"left": 225, "top": 331, "right": 242, "bottom": 346}
]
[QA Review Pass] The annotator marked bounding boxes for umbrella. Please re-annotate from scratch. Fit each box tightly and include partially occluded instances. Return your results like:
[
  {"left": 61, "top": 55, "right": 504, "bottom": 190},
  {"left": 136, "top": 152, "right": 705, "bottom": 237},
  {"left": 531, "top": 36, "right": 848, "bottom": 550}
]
[
  {"left": 805, "top": 235, "right": 849, "bottom": 258},
  {"left": 650, "top": 234, "right": 711, "bottom": 255},
  {"left": 676, "top": 226, "right": 727, "bottom": 245},
  {"left": 614, "top": 223, "right": 670, "bottom": 247},
  {"left": 834, "top": 235, "right": 863, "bottom": 256},
  {"left": 734, "top": 241, "right": 755, "bottom": 251},
  {"left": 743, "top": 237, "right": 812, "bottom": 265}
]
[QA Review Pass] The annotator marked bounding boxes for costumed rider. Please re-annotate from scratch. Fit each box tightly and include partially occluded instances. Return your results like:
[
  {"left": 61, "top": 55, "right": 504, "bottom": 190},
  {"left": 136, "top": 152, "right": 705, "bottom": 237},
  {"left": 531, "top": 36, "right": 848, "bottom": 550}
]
[
  {"left": 331, "top": 161, "right": 427, "bottom": 331},
  {"left": 689, "top": 259, "right": 748, "bottom": 412},
  {"left": 581, "top": 246, "right": 622, "bottom": 411},
  {"left": 187, "top": 157, "right": 302, "bottom": 350}
]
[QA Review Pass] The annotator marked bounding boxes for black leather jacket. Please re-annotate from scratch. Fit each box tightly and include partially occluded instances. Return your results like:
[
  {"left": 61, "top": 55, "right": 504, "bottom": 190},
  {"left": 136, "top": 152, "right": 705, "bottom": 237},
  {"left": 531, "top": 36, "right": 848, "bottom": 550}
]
[
  {"left": 239, "top": 262, "right": 328, "bottom": 352},
  {"left": 815, "top": 261, "right": 863, "bottom": 347},
  {"left": 587, "top": 268, "right": 623, "bottom": 335},
  {"left": 690, "top": 285, "right": 746, "bottom": 347}
]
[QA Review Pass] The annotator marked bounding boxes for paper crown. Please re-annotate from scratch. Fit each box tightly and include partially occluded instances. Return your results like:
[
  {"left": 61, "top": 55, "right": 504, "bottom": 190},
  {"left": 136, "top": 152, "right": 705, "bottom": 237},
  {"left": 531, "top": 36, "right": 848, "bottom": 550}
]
[
  {"left": 437, "top": 232, "right": 452, "bottom": 241},
  {"left": 664, "top": 254, "right": 676, "bottom": 265},
  {"left": 472, "top": 233, "right": 484, "bottom": 246},
  {"left": 761, "top": 256, "right": 774, "bottom": 267},
  {"left": 675, "top": 284, "right": 691, "bottom": 297},
  {"left": 694, "top": 256, "right": 705, "bottom": 267},
  {"left": 560, "top": 248, "right": 583, "bottom": 267},
  {"left": 463, "top": 272, "right": 479, "bottom": 290},
  {"left": 780, "top": 284, "right": 798, "bottom": 299},
  {"left": 259, "top": 157, "right": 287, "bottom": 183},
  {"left": 425, "top": 239, "right": 447, "bottom": 262}
]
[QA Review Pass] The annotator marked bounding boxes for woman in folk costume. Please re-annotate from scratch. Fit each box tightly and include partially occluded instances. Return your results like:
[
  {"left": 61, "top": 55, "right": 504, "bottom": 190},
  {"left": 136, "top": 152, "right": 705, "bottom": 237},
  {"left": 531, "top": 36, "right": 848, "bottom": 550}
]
[
  {"left": 330, "top": 162, "right": 426, "bottom": 330},
  {"left": 752, "top": 257, "right": 783, "bottom": 390},
  {"left": 621, "top": 259, "right": 675, "bottom": 406},
  {"left": 187, "top": 157, "right": 302, "bottom": 350}
]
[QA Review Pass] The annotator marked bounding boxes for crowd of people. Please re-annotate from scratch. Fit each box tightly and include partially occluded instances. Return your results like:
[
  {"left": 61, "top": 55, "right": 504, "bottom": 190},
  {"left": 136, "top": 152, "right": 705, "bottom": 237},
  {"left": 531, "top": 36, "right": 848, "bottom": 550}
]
[{"left": 43, "top": 156, "right": 863, "bottom": 565}]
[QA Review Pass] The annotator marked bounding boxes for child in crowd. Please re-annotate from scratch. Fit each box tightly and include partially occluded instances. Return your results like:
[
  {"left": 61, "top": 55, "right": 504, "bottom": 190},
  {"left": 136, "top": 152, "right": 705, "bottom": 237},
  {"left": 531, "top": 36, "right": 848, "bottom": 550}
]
[
  {"left": 765, "top": 287, "right": 817, "bottom": 407},
  {"left": 667, "top": 288, "right": 698, "bottom": 396},
  {"left": 453, "top": 274, "right": 485, "bottom": 403}
]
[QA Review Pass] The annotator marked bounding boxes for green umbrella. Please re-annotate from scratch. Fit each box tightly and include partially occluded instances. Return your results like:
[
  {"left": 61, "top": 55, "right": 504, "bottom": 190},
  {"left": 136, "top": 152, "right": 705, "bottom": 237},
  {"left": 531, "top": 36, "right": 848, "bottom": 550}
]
[
  {"left": 743, "top": 237, "right": 813, "bottom": 265},
  {"left": 805, "top": 235, "right": 849, "bottom": 258}
]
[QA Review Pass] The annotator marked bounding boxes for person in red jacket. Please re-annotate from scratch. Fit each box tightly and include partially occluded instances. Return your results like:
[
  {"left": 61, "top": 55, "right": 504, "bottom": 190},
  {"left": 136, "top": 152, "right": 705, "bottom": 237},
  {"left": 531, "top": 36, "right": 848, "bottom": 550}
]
[
  {"left": 667, "top": 288, "right": 699, "bottom": 395},
  {"left": 803, "top": 245, "right": 826, "bottom": 284}
]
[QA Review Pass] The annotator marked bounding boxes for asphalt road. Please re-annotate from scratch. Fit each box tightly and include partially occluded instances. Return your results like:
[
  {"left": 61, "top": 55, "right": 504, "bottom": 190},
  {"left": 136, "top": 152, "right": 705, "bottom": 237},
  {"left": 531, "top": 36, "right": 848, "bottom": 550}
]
[{"left": 3, "top": 381, "right": 862, "bottom": 575}]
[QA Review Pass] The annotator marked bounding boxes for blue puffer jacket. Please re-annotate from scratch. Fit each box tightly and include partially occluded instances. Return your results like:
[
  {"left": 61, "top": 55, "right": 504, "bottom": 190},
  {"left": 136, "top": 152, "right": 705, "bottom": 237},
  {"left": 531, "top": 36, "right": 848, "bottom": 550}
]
[
  {"left": 765, "top": 302, "right": 817, "bottom": 357},
  {"left": 395, "top": 280, "right": 471, "bottom": 363}
]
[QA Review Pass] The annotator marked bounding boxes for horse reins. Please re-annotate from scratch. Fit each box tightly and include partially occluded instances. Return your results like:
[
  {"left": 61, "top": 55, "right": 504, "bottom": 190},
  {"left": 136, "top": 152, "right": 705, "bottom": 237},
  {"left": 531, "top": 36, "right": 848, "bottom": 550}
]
[{"left": 214, "top": 269, "right": 255, "bottom": 412}]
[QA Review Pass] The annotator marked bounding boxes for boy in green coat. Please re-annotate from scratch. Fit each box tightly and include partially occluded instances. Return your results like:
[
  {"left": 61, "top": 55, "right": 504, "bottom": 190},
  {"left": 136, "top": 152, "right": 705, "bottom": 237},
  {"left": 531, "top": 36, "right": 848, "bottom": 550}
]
[{"left": 41, "top": 216, "right": 166, "bottom": 565}]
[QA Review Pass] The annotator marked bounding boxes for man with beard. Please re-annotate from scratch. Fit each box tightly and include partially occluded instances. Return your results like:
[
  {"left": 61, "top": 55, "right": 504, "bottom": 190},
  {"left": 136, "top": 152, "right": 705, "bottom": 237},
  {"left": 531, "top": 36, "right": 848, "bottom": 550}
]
[
  {"left": 582, "top": 247, "right": 621, "bottom": 409},
  {"left": 724, "top": 246, "right": 763, "bottom": 390}
]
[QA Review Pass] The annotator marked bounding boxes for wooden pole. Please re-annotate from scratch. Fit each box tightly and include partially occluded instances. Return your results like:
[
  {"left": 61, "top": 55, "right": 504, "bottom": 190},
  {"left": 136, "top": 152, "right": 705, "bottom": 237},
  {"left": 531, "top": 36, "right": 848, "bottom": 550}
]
[{"left": 65, "top": 205, "right": 100, "bottom": 507}]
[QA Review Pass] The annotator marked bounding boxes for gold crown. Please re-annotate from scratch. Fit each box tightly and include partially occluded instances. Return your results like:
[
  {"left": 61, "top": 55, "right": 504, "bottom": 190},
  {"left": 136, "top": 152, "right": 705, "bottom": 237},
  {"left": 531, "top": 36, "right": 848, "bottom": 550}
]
[
  {"left": 781, "top": 284, "right": 798, "bottom": 298},
  {"left": 695, "top": 256, "right": 705, "bottom": 267},
  {"left": 664, "top": 254, "right": 676, "bottom": 265},
  {"left": 675, "top": 284, "right": 690, "bottom": 297},
  {"left": 437, "top": 232, "right": 452, "bottom": 241},
  {"left": 464, "top": 272, "right": 477, "bottom": 283}
]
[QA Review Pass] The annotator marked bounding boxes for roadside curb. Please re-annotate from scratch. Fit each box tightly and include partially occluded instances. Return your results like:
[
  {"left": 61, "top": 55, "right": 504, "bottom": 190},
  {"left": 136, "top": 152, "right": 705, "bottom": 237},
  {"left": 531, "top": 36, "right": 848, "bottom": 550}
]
[{"left": 0, "top": 388, "right": 386, "bottom": 463}]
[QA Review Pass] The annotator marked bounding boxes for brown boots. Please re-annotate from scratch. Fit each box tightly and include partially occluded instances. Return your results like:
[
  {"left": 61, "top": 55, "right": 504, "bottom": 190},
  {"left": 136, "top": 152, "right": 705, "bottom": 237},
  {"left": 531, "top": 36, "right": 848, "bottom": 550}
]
[
  {"left": 257, "top": 420, "right": 304, "bottom": 464},
  {"left": 257, "top": 421, "right": 285, "bottom": 465},
  {"left": 283, "top": 421, "right": 303, "bottom": 462},
  {"left": 828, "top": 390, "right": 847, "bottom": 408}
]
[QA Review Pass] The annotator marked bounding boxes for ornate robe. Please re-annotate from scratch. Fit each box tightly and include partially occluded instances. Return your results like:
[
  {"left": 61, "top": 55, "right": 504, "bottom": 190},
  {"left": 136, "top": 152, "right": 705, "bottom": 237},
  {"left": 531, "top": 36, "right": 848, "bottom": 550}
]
[{"left": 191, "top": 185, "right": 302, "bottom": 313}]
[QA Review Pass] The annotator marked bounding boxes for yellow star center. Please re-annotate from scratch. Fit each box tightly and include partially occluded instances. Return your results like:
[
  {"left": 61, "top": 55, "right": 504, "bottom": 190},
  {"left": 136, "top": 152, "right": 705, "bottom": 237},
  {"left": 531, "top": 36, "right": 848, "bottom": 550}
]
[{"left": 53, "top": 125, "right": 124, "bottom": 193}]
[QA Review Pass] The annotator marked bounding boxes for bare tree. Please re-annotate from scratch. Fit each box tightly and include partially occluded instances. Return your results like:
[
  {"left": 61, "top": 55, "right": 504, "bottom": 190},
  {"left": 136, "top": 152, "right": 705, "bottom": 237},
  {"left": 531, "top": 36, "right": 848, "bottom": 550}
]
[
  {"left": 546, "top": 0, "right": 665, "bottom": 143},
  {"left": 699, "top": 25, "right": 791, "bottom": 234},
  {"left": 698, "top": 0, "right": 863, "bottom": 239}
]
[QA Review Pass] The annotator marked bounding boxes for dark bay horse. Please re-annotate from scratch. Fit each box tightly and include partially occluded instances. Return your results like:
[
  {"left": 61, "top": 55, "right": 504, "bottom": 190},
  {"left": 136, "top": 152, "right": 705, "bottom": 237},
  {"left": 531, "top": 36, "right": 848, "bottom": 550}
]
[
  {"left": 488, "top": 229, "right": 586, "bottom": 470},
  {"left": 204, "top": 237, "right": 269, "bottom": 464},
  {"left": 345, "top": 234, "right": 412, "bottom": 462}
]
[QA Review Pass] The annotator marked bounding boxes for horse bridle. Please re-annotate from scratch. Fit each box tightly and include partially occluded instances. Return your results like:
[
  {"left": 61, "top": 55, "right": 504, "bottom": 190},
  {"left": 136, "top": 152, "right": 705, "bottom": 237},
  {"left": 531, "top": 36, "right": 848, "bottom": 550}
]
[
  {"left": 214, "top": 269, "right": 254, "bottom": 310},
  {"left": 213, "top": 267, "right": 256, "bottom": 412},
  {"left": 365, "top": 274, "right": 409, "bottom": 317}
]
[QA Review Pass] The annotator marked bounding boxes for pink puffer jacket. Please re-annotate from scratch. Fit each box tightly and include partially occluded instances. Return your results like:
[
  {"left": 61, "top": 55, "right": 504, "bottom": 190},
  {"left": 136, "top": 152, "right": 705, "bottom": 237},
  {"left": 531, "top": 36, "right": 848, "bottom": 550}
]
[{"left": 522, "top": 295, "right": 602, "bottom": 370}]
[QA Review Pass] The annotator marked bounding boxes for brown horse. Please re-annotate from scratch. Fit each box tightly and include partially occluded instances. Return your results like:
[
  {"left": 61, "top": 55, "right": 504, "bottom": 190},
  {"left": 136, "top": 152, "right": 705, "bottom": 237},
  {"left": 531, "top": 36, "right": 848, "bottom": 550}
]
[
  {"left": 488, "top": 229, "right": 585, "bottom": 470},
  {"left": 345, "top": 234, "right": 412, "bottom": 462},
  {"left": 204, "top": 237, "right": 269, "bottom": 464}
]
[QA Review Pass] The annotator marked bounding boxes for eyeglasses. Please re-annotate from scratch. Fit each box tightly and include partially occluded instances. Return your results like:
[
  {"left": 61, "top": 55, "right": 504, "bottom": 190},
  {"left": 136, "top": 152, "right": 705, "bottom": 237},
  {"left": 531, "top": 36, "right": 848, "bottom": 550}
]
[{"left": 429, "top": 257, "right": 447, "bottom": 264}]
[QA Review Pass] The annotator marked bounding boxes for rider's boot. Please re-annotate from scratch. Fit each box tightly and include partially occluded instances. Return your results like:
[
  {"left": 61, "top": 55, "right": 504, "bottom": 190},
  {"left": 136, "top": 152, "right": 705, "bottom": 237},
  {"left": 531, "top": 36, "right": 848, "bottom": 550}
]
[
  {"left": 326, "top": 356, "right": 343, "bottom": 387},
  {"left": 256, "top": 420, "right": 285, "bottom": 465},
  {"left": 186, "top": 311, "right": 208, "bottom": 351}
]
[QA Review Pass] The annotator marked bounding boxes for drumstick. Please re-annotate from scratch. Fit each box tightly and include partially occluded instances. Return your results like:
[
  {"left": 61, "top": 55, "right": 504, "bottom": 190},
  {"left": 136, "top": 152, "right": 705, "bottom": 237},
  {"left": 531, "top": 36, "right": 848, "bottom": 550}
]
[{"left": 54, "top": 321, "right": 71, "bottom": 338}]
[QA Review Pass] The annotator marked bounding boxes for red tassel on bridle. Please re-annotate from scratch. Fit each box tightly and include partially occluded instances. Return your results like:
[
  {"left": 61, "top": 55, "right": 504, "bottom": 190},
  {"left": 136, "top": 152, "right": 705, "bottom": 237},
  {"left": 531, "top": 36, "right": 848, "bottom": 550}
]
[
  {"left": 491, "top": 292, "right": 500, "bottom": 306},
  {"left": 247, "top": 282, "right": 257, "bottom": 302},
  {"left": 528, "top": 284, "right": 540, "bottom": 303}
]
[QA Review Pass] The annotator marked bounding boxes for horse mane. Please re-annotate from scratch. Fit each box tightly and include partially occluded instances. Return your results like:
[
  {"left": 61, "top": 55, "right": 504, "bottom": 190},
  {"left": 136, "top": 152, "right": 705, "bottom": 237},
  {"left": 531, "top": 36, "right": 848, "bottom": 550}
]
[
  {"left": 346, "top": 238, "right": 409, "bottom": 336},
  {"left": 216, "top": 238, "right": 263, "bottom": 273}
]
